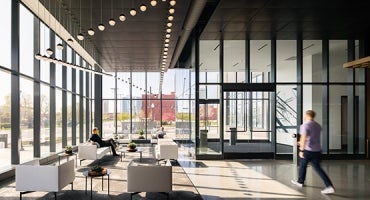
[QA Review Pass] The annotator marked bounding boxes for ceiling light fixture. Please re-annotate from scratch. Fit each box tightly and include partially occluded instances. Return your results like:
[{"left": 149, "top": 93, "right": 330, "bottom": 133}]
[
  {"left": 88, "top": 0, "right": 95, "bottom": 35},
  {"left": 130, "top": 8, "right": 137, "bottom": 16},
  {"left": 98, "top": 0, "right": 105, "bottom": 31},
  {"left": 77, "top": 0, "right": 84, "bottom": 40},
  {"left": 169, "top": 7, "right": 175, "bottom": 14},
  {"left": 88, "top": 28, "right": 95, "bottom": 36},
  {"left": 164, "top": 52, "right": 168, "bottom": 55},
  {"left": 55, "top": 0, "right": 64, "bottom": 50},
  {"left": 170, "top": 0, "right": 176, "bottom": 6},
  {"left": 150, "top": 0, "right": 157, "bottom": 6},
  {"left": 167, "top": 22, "right": 172, "bottom": 27},
  {"left": 46, "top": 0, "right": 54, "bottom": 54},
  {"left": 164, "top": 43, "right": 169, "bottom": 47},
  {"left": 163, "top": 55, "right": 167, "bottom": 58},
  {"left": 168, "top": 15, "right": 174, "bottom": 21},
  {"left": 109, "top": 18, "right": 116, "bottom": 26},
  {"left": 77, "top": 33, "right": 84, "bottom": 40},
  {"left": 119, "top": 14, "right": 126, "bottom": 21},
  {"left": 165, "top": 38, "right": 170, "bottom": 43},
  {"left": 35, "top": 53, "right": 42, "bottom": 60},
  {"left": 166, "top": 28, "right": 171, "bottom": 33},
  {"left": 119, "top": 0, "right": 126, "bottom": 21},
  {"left": 165, "top": 34, "right": 171, "bottom": 38},
  {"left": 109, "top": 0, "right": 116, "bottom": 26},
  {"left": 130, "top": 0, "right": 137, "bottom": 16},
  {"left": 164, "top": 47, "right": 168, "bottom": 51},
  {"left": 140, "top": 4, "right": 147, "bottom": 12}
]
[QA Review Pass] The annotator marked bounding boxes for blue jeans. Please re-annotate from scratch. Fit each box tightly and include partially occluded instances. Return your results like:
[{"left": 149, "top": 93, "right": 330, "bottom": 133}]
[{"left": 298, "top": 150, "right": 333, "bottom": 187}]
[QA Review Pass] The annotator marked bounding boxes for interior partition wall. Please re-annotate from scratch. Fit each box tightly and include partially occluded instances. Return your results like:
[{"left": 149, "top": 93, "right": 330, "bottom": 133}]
[{"left": 194, "top": 35, "right": 367, "bottom": 159}]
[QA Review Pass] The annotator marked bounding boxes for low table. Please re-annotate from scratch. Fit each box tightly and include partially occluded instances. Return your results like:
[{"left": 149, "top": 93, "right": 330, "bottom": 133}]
[
  {"left": 57, "top": 152, "right": 78, "bottom": 168},
  {"left": 119, "top": 147, "right": 144, "bottom": 162},
  {"left": 82, "top": 170, "right": 111, "bottom": 200}
]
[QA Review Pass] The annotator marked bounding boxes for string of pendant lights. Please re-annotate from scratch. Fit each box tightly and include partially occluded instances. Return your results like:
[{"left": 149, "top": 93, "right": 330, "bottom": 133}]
[
  {"left": 78, "top": 0, "right": 175, "bottom": 41},
  {"left": 35, "top": 0, "right": 177, "bottom": 78}
]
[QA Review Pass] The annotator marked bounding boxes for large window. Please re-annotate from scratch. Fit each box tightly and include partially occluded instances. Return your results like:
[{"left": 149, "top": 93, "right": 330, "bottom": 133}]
[
  {"left": 0, "top": 70, "right": 11, "bottom": 171},
  {"left": 40, "top": 22, "right": 50, "bottom": 82},
  {"left": 20, "top": 78, "right": 34, "bottom": 163},
  {"left": 19, "top": 4, "right": 34, "bottom": 77},
  {"left": 40, "top": 84, "right": 50, "bottom": 156},
  {"left": 0, "top": 0, "right": 11, "bottom": 68}
]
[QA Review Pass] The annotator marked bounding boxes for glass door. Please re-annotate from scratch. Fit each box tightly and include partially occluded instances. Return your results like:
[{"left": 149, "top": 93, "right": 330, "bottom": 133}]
[
  {"left": 223, "top": 90, "right": 274, "bottom": 157},
  {"left": 197, "top": 100, "right": 222, "bottom": 157}
]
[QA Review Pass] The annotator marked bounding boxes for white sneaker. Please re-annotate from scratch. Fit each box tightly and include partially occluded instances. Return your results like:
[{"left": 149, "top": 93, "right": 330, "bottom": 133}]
[
  {"left": 291, "top": 180, "right": 303, "bottom": 187},
  {"left": 321, "top": 186, "right": 335, "bottom": 194}
]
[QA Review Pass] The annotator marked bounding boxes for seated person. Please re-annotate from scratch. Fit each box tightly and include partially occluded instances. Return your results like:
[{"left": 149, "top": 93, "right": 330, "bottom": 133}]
[
  {"left": 157, "top": 127, "right": 165, "bottom": 138},
  {"left": 89, "top": 127, "right": 119, "bottom": 156}
]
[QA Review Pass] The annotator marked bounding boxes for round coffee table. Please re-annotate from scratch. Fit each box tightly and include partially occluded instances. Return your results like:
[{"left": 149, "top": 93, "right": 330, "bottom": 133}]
[
  {"left": 82, "top": 170, "right": 111, "bottom": 200},
  {"left": 119, "top": 147, "right": 144, "bottom": 162}
]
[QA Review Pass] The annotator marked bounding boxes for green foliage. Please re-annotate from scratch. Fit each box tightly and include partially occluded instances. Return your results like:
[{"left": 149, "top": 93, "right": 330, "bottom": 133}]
[
  {"left": 65, "top": 145, "right": 72, "bottom": 151},
  {"left": 117, "top": 112, "right": 130, "bottom": 121},
  {"left": 176, "top": 113, "right": 193, "bottom": 120},
  {"left": 127, "top": 142, "right": 137, "bottom": 149}
]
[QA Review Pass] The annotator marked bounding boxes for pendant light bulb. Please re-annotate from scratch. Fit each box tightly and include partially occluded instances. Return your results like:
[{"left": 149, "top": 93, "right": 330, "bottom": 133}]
[
  {"left": 67, "top": 38, "right": 73, "bottom": 43},
  {"left": 57, "top": 43, "right": 64, "bottom": 50},
  {"left": 166, "top": 28, "right": 172, "bottom": 33},
  {"left": 140, "top": 4, "right": 147, "bottom": 12},
  {"left": 119, "top": 14, "right": 126, "bottom": 21},
  {"left": 167, "top": 22, "right": 173, "bottom": 27},
  {"left": 35, "top": 53, "right": 42, "bottom": 60},
  {"left": 169, "top": 7, "right": 175, "bottom": 14},
  {"left": 165, "top": 33, "right": 171, "bottom": 38},
  {"left": 165, "top": 38, "right": 170, "bottom": 43},
  {"left": 46, "top": 48, "right": 54, "bottom": 55},
  {"left": 130, "top": 8, "right": 137, "bottom": 16},
  {"left": 88, "top": 28, "right": 95, "bottom": 36},
  {"left": 98, "top": 23, "right": 105, "bottom": 31},
  {"left": 170, "top": 0, "right": 176, "bottom": 6},
  {"left": 77, "top": 33, "right": 84, "bottom": 40},
  {"left": 150, "top": 0, "right": 157, "bottom": 6},
  {"left": 168, "top": 15, "right": 174, "bottom": 21},
  {"left": 109, "top": 18, "right": 116, "bottom": 26},
  {"left": 165, "top": 43, "right": 169, "bottom": 47},
  {"left": 41, "top": 55, "right": 49, "bottom": 61}
]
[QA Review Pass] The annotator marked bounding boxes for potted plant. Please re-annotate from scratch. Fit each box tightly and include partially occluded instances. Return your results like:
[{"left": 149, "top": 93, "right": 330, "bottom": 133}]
[
  {"left": 88, "top": 165, "right": 106, "bottom": 176},
  {"left": 138, "top": 129, "right": 145, "bottom": 139},
  {"left": 64, "top": 145, "right": 73, "bottom": 155},
  {"left": 127, "top": 142, "right": 137, "bottom": 152}
]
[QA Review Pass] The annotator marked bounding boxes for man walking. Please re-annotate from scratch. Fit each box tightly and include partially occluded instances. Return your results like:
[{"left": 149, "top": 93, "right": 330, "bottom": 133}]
[{"left": 291, "top": 110, "right": 335, "bottom": 194}]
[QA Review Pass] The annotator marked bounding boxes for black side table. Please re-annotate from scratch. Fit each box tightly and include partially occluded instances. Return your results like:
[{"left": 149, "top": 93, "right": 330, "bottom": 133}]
[{"left": 82, "top": 170, "right": 111, "bottom": 200}]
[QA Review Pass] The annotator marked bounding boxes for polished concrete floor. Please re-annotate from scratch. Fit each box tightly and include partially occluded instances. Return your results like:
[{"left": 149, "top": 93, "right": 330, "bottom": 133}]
[
  {"left": 0, "top": 144, "right": 369, "bottom": 200},
  {"left": 180, "top": 159, "right": 370, "bottom": 200}
]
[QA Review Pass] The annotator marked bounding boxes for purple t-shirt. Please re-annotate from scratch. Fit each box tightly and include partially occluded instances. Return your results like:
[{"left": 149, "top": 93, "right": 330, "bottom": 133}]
[{"left": 300, "top": 120, "right": 321, "bottom": 152}]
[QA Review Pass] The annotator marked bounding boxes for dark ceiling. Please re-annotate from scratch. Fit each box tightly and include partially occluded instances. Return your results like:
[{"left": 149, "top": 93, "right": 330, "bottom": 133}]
[
  {"left": 200, "top": 0, "right": 370, "bottom": 40},
  {"left": 42, "top": 0, "right": 191, "bottom": 72}
]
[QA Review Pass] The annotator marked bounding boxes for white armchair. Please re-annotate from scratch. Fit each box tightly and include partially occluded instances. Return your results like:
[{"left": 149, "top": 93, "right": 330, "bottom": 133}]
[
  {"left": 127, "top": 161, "right": 172, "bottom": 199},
  {"left": 78, "top": 143, "right": 111, "bottom": 165},
  {"left": 16, "top": 159, "right": 75, "bottom": 200},
  {"left": 156, "top": 141, "right": 178, "bottom": 161}
]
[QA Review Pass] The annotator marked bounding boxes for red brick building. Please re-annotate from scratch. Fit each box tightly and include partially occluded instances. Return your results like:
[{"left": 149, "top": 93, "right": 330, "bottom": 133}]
[{"left": 141, "top": 92, "right": 176, "bottom": 122}]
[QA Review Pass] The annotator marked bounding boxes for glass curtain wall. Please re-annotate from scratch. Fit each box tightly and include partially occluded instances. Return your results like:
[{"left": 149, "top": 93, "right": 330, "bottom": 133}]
[
  {"left": 0, "top": 1, "right": 95, "bottom": 171},
  {"left": 102, "top": 70, "right": 195, "bottom": 143},
  {"left": 195, "top": 37, "right": 366, "bottom": 158}
]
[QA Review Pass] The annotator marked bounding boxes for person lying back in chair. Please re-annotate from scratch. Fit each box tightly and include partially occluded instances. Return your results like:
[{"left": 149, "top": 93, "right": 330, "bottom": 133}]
[{"left": 89, "top": 127, "right": 119, "bottom": 156}]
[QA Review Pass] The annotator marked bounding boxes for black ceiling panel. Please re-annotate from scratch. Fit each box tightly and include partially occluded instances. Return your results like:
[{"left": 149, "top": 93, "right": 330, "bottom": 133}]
[{"left": 201, "top": 0, "right": 370, "bottom": 40}]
